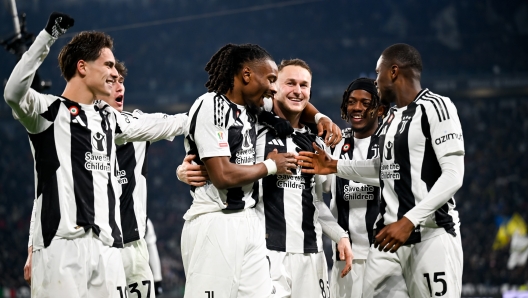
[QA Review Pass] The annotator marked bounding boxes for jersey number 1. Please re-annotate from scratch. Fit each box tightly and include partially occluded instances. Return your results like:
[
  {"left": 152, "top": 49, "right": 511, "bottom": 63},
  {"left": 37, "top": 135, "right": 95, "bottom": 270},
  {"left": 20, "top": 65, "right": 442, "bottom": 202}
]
[{"left": 424, "top": 272, "right": 447, "bottom": 296}]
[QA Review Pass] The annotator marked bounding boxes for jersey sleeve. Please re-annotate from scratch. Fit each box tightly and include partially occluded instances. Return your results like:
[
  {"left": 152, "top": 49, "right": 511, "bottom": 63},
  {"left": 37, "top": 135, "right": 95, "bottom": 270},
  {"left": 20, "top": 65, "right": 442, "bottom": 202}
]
[
  {"left": 424, "top": 97, "right": 464, "bottom": 158},
  {"left": 4, "top": 30, "right": 59, "bottom": 134},
  {"left": 191, "top": 99, "right": 232, "bottom": 159},
  {"left": 28, "top": 199, "right": 37, "bottom": 248},
  {"left": 315, "top": 174, "right": 347, "bottom": 243},
  {"left": 114, "top": 109, "right": 188, "bottom": 145}
]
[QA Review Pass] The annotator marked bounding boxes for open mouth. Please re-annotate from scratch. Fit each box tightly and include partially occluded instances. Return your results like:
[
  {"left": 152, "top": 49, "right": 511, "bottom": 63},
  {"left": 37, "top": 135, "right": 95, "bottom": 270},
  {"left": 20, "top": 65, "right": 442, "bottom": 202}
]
[
  {"left": 115, "top": 95, "right": 124, "bottom": 104},
  {"left": 288, "top": 97, "right": 303, "bottom": 103}
]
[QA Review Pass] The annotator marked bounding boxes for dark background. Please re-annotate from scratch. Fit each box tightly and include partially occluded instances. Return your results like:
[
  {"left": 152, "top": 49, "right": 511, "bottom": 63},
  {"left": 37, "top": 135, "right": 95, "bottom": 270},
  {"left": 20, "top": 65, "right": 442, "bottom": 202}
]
[{"left": 1, "top": 0, "right": 527, "bottom": 297}]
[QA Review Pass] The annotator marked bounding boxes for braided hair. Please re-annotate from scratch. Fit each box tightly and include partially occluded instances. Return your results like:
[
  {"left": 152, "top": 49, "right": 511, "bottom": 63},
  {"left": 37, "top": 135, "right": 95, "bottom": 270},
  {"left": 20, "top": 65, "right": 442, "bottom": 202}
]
[
  {"left": 204, "top": 43, "right": 273, "bottom": 94},
  {"left": 340, "top": 77, "right": 385, "bottom": 122}
]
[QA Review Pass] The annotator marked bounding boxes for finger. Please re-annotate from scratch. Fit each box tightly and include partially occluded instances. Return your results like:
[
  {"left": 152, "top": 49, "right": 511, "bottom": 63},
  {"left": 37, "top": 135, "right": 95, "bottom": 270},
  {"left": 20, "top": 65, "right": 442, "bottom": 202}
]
[
  {"left": 301, "top": 168, "right": 315, "bottom": 174},
  {"left": 286, "top": 163, "right": 297, "bottom": 169},
  {"left": 296, "top": 151, "right": 315, "bottom": 158},
  {"left": 383, "top": 239, "right": 398, "bottom": 252},
  {"left": 190, "top": 181, "right": 207, "bottom": 187},
  {"left": 298, "top": 160, "right": 314, "bottom": 168},
  {"left": 282, "top": 152, "right": 295, "bottom": 158},
  {"left": 188, "top": 176, "right": 208, "bottom": 183},
  {"left": 341, "top": 263, "right": 352, "bottom": 278},
  {"left": 312, "top": 142, "right": 325, "bottom": 154},
  {"left": 317, "top": 121, "right": 324, "bottom": 137},
  {"left": 183, "top": 154, "right": 195, "bottom": 162}
]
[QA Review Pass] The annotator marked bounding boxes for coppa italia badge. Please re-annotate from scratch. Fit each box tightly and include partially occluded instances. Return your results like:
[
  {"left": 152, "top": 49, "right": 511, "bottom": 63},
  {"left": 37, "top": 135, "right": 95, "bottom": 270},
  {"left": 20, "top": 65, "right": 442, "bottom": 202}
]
[
  {"left": 342, "top": 143, "right": 351, "bottom": 152},
  {"left": 69, "top": 106, "right": 79, "bottom": 116},
  {"left": 217, "top": 131, "right": 228, "bottom": 148}
]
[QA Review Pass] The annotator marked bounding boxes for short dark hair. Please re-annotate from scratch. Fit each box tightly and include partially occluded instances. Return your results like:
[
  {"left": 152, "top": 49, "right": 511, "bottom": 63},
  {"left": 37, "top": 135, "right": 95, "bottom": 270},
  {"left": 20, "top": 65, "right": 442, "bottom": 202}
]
[
  {"left": 278, "top": 58, "right": 312, "bottom": 75},
  {"left": 381, "top": 43, "right": 422, "bottom": 74},
  {"left": 115, "top": 60, "right": 127, "bottom": 78},
  {"left": 204, "top": 43, "right": 273, "bottom": 95},
  {"left": 58, "top": 31, "right": 114, "bottom": 81}
]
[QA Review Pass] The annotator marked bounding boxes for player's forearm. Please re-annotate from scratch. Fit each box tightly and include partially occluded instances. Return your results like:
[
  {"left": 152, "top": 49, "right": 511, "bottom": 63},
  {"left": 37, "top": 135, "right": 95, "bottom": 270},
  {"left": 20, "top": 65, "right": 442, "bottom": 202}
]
[
  {"left": 404, "top": 154, "right": 464, "bottom": 226},
  {"left": 336, "top": 157, "right": 380, "bottom": 184},
  {"left": 4, "top": 30, "right": 54, "bottom": 117},
  {"left": 116, "top": 113, "right": 188, "bottom": 144},
  {"left": 208, "top": 163, "right": 268, "bottom": 189},
  {"left": 316, "top": 201, "right": 348, "bottom": 243}
]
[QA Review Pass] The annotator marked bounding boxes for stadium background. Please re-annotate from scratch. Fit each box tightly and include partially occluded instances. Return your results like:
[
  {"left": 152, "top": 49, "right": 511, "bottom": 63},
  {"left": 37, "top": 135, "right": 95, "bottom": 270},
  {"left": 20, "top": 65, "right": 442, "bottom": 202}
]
[{"left": 0, "top": 0, "right": 527, "bottom": 297}]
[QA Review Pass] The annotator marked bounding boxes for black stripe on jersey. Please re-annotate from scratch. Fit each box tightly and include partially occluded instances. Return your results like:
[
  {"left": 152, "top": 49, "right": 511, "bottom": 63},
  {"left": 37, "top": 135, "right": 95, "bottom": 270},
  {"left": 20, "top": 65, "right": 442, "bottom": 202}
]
[
  {"left": 426, "top": 92, "right": 451, "bottom": 120},
  {"left": 420, "top": 106, "right": 456, "bottom": 235},
  {"left": 301, "top": 179, "right": 318, "bottom": 253},
  {"left": 365, "top": 135, "right": 380, "bottom": 246},
  {"left": 377, "top": 110, "right": 395, "bottom": 231},
  {"left": 262, "top": 133, "right": 287, "bottom": 252},
  {"left": 334, "top": 135, "right": 354, "bottom": 253},
  {"left": 423, "top": 97, "right": 443, "bottom": 122},
  {"left": 117, "top": 143, "right": 140, "bottom": 244},
  {"left": 65, "top": 100, "right": 99, "bottom": 235},
  {"left": 29, "top": 125, "right": 61, "bottom": 248},
  {"left": 141, "top": 142, "right": 150, "bottom": 177},
  {"left": 424, "top": 93, "right": 447, "bottom": 121},
  {"left": 225, "top": 108, "right": 257, "bottom": 210},
  {"left": 394, "top": 102, "right": 418, "bottom": 222},
  {"left": 40, "top": 98, "right": 62, "bottom": 122},
  {"left": 98, "top": 107, "right": 122, "bottom": 247},
  {"left": 186, "top": 101, "right": 204, "bottom": 194}
]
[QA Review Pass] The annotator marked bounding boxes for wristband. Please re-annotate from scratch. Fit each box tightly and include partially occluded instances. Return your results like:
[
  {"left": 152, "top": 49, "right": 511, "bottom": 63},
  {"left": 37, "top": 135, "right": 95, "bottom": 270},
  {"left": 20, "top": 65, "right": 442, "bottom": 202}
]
[
  {"left": 314, "top": 113, "right": 328, "bottom": 124},
  {"left": 263, "top": 159, "right": 277, "bottom": 176}
]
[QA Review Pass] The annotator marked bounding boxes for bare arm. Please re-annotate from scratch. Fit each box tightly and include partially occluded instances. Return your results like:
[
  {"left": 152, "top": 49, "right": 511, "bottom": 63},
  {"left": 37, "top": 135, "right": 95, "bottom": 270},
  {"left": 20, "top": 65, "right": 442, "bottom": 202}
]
[{"left": 203, "top": 149, "right": 296, "bottom": 189}]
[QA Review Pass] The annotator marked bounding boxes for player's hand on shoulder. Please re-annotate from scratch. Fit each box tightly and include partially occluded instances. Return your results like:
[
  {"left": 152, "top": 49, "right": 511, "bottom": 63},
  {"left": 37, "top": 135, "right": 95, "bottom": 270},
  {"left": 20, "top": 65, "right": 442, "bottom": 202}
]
[
  {"left": 317, "top": 117, "right": 342, "bottom": 147},
  {"left": 45, "top": 12, "right": 74, "bottom": 38},
  {"left": 266, "top": 149, "right": 296, "bottom": 175}
]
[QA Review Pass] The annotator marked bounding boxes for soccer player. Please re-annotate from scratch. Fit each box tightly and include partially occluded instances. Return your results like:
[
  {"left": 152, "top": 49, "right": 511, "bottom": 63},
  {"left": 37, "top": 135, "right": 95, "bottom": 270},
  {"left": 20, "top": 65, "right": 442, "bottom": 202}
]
[
  {"left": 256, "top": 59, "right": 353, "bottom": 298},
  {"left": 180, "top": 43, "right": 299, "bottom": 298},
  {"left": 5, "top": 13, "right": 187, "bottom": 297},
  {"left": 324, "top": 78, "right": 398, "bottom": 298},
  {"left": 296, "top": 44, "right": 464, "bottom": 297}
]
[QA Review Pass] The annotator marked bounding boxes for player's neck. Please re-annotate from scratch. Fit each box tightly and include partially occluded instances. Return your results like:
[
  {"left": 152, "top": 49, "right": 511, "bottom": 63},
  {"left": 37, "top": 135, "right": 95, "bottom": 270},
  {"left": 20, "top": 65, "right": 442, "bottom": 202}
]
[
  {"left": 62, "top": 80, "right": 97, "bottom": 105},
  {"left": 395, "top": 79, "right": 422, "bottom": 108},
  {"left": 353, "top": 122, "right": 377, "bottom": 139},
  {"left": 224, "top": 89, "right": 245, "bottom": 106},
  {"left": 273, "top": 104, "right": 302, "bottom": 128}
]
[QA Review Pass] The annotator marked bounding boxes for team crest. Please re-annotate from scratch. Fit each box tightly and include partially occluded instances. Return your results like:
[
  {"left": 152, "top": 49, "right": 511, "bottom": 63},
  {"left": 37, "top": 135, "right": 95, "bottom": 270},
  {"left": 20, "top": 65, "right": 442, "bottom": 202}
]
[
  {"left": 69, "top": 106, "right": 79, "bottom": 116},
  {"left": 342, "top": 143, "right": 351, "bottom": 152}
]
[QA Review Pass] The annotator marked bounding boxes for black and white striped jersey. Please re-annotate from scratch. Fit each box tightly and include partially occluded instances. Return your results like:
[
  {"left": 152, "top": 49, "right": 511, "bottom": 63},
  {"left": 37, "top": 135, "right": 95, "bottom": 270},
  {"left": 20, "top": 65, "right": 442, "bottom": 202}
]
[
  {"left": 183, "top": 92, "right": 258, "bottom": 220},
  {"left": 329, "top": 128, "right": 380, "bottom": 260},
  {"left": 255, "top": 125, "right": 324, "bottom": 253},
  {"left": 116, "top": 111, "right": 184, "bottom": 244},
  {"left": 5, "top": 30, "right": 188, "bottom": 250},
  {"left": 376, "top": 89, "right": 464, "bottom": 244}
]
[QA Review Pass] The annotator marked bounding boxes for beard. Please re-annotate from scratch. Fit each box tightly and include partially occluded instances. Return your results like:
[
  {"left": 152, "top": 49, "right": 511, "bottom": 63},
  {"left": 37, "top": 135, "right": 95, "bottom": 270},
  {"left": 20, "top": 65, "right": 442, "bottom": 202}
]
[{"left": 246, "top": 100, "right": 262, "bottom": 117}]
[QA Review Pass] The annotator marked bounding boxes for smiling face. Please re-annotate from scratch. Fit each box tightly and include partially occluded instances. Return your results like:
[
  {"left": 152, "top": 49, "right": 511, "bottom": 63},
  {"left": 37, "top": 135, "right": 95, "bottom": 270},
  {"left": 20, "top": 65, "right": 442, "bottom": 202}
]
[
  {"left": 242, "top": 58, "right": 278, "bottom": 113},
  {"left": 83, "top": 47, "right": 119, "bottom": 99},
  {"left": 347, "top": 89, "right": 379, "bottom": 134},
  {"left": 274, "top": 65, "right": 311, "bottom": 116},
  {"left": 101, "top": 74, "right": 125, "bottom": 112}
]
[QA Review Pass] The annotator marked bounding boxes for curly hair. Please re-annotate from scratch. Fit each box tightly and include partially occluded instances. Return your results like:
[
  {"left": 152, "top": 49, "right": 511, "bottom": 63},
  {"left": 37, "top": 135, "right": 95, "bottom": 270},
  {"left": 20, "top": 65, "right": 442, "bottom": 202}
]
[{"left": 340, "top": 77, "right": 384, "bottom": 122}]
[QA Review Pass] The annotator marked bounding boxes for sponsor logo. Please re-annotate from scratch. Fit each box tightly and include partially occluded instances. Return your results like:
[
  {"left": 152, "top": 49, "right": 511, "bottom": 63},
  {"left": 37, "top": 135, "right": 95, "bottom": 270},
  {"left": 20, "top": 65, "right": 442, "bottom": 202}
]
[
  {"left": 276, "top": 165, "right": 314, "bottom": 189},
  {"left": 235, "top": 148, "right": 255, "bottom": 164},
  {"left": 380, "top": 163, "right": 400, "bottom": 180},
  {"left": 84, "top": 152, "right": 111, "bottom": 172},
  {"left": 117, "top": 169, "right": 128, "bottom": 184},
  {"left": 435, "top": 132, "right": 463, "bottom": 145},
  {"left": 92, "top": 132, "right": 106, "bottom": 152},
  {"left": 268, "top": 138, "right": 285, "bottom": 146},
  {"left": 343, "top": 184, "right": 375, "bottom": 201},
  {"left": 72, "top": 116, "right": 86, "bottom": 127}
]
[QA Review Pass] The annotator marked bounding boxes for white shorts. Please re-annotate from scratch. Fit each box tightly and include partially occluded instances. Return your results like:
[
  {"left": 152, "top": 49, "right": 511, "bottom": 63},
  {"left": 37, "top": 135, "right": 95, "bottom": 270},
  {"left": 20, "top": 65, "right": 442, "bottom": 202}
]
[
  {"left": 267, "top": 250, "right": 329, "bottom": 298},
  {"left": 181, "top": 209, "right": 273, "bottom": 298},
  {"left": 363, "top": 230, "right": 463, "bottom": 298},
  {"left": 121, "top": 238, "right": 155, "bottom": 297},
  {"left": 31, "top": 230, "right": 126, "bottom": 298},
  {"left": 330, "top": 259, "right": 366, "bottom": 298}
]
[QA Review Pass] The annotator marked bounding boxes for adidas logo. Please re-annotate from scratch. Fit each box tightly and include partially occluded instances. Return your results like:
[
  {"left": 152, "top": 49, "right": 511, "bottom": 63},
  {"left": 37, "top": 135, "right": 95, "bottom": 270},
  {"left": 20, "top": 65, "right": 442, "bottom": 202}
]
[
  {"left": 72, "top": 116, "right": 87, "bottom": 127},
  {"left": 268, "top": 139, "right": 284, "bottom": 146}
]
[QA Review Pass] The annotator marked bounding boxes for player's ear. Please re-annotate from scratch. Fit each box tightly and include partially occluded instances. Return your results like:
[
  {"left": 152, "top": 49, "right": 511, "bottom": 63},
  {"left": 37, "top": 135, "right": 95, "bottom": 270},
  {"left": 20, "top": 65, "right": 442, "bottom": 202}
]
[
  {"left": 242, "top": 66, "right": 251, "bottom": 84},
  {"left": 377, "top": 105, "right": 385, "bottom": 117},
  {"left": 390, "top": 65, "right": 398, "bottom": 79},
  {"left": 77, "top": 60, "right": 88, "bottom": 77}
]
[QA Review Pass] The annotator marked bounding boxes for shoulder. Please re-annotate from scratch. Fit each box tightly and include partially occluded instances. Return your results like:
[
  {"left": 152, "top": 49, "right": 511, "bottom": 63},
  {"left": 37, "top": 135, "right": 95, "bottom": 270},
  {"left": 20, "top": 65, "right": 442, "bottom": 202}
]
[{"left": 416, "top": 89, "right": 457, "bottom": 121}]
